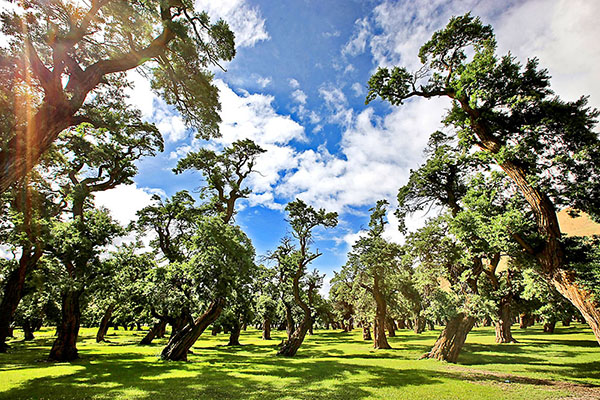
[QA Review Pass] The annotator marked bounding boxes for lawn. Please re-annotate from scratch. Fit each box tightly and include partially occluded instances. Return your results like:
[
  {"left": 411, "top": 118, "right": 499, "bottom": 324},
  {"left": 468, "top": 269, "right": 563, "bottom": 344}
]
[{"left": 0, "top": 324, "right": 598, "bottom": 399}]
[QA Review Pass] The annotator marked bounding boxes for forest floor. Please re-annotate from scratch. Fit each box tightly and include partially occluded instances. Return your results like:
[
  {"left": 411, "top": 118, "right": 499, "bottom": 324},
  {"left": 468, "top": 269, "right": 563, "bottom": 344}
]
[{"left": 0, "top": 324, "right": 598, "bottom": 399}]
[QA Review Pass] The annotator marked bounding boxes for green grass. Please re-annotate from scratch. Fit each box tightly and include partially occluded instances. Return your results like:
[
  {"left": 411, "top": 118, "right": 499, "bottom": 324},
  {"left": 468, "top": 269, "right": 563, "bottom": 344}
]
[{"left": 0, "top": 324, "right": 598, "bottom": 399}]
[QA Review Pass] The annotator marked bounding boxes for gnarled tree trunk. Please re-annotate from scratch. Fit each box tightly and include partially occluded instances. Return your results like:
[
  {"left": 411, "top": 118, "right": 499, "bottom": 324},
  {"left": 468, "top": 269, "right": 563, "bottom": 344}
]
[
  {"left": 543, "top": 321, "right": 556, "bottom": 333},
  {"left": 227, "top": 320, "right": 241, "bottom": 346},
  {"left": 161, "top": 299, "right": 224, "bottom": 361},
  {"left": 283, "top": 302, "right": 295, "bottom": 340},
  {"left": 495, "top": 298, "right": 517, "bottom": 343},
  {"left": 278, "top": 315, "right": 310, "bottom": 356},
  {"left": 414, "top": 315, "right": 425, "bottom": 334},
  {"left": 49, "top": 290, "right": 83, "bottom": 361},
  {"left": 421, "top": 313, "right": 476, "bottom": 363},
  {"left": 140, "top": 320, "right": 166, "bottom": 345},
  {"left": 96, "top": 304, "right": 115, "bottom": 343},
  {"left": 386, "top": 317, "right": 396, "bottom": 337}
]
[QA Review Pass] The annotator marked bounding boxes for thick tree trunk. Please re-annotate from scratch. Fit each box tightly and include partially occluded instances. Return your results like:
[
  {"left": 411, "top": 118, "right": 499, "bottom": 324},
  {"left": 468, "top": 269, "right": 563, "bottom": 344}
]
[
  {"left": 562, "top": 316, "right": 572, "bottom": 326},
  {"left": 227, "top": 320, "right": 241, "bottom": 346},
  {"left": 0, "top": 249, "right": 42, "bottom": 352},
  {"left": 140, "top": 320, "right": 166, "bottom": 345},
  {"left": 519, "top": 313, "right": 534, "bottom": 329},
  {"left": 23, "top": 320, "right": 34, "bottom": 341},
  {"left": 49, "top": 290, "right": 82, "bottom": 361},
  {"left": 551, "top": 272, "right": 600, "bottom": 342},
  {"left": 96, "top": 304, "right": 115, "bottom": 343},
  {"left": 161, "top": 299, "right": 224, "bottom": 361},
  {"left": 277, "top": 315, "right": 310, "bottom": 356},
  {"left": 495, "top": 299, "right": 517, "bottom": 343},
  {"left": 543, "top": 321, "right": 556, "bottom": 333},
  {"left": 262, "top": 318, "right": 272, "bottom": 340},
  {"left": 414, "top": 315, "right": 425, "bottom": 334},
  {"left": 386, "top": 317, "right": 396, "bottom": 337},
  {"left": 427, "top": 320, "right": 435, "bottom": 330},
  {"left": 459, "top": 99, "right": 600, "bottom": 345},
  {"left": 421, "top": 313, "right": 476, "bottom": 363},
  {"left": 284, "top": 302, "right": 295, "bottom": 340},
  {"left": 362, "top": 324, "right": 372, "bottom": 340},
  {"left": 397, "top": 319, "right": 406, "bottom": 329},
  {"left": 373, "top": 290, "right": 391, "bottom": 349}
]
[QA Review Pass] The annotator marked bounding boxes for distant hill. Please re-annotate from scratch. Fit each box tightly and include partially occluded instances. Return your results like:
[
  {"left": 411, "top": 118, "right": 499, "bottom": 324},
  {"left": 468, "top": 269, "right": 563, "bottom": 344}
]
[{"left": 557, "top": 209, "right": 600, "bottom": 237}]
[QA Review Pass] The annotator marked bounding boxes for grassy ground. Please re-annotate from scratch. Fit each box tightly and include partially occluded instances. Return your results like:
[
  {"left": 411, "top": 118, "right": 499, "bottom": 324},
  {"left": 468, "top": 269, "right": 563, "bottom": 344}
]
[{"left": 0, "top": 324, "right": 598, "bottom": 399}]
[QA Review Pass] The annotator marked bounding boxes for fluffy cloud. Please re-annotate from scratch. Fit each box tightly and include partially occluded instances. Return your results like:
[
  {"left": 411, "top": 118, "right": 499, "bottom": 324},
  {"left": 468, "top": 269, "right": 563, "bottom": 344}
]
[
  {"left": 195, "top": 0, "right": 270, "bottom": 48},
  {"left": 94, "top": 184, "right": 161, "bottom": 226}
]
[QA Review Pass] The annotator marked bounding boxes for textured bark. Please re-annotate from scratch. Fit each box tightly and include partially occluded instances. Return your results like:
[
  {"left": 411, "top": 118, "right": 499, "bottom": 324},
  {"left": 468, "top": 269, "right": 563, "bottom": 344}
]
[
  {"left": 362, "top": 324, "right": 372, "bottom": 340},
  {"left": 519, "top": 313, "right": 535, "bottom": 329},
  {"left": 543, "top": 321, "right": 556, "bottom": 333},
  {"left": 227, "top": 321, "right": 241, "bottom": 346},
  {"left": 414, "top": 315, "right": 425, "bottom": 334},
  {"left": 0, "top": 249, "right": 42, "bottom": 352},
  {"left": 386, "top": 317, "right": 396, "bottom": 337},
  {"left": 495, "top": 298, "right": 517, "bottom": 343},
  {"left": 140, "top": 320, "right": 166, "bottom": 345},
  {"left": 49, "top": 290, "right": 82, "bottom": 361},
  {"left": 262, "top": 318, "right": 272, "bottom": 340},
  {"left": 372, "top": 278, "right": 391, "bottom": 349},
  {"left": 421, "top": 313, "right": 476, "bottom": 363},
  {"left": 277, "top": 315, "right": 310, "bottom": 357},
  {"left": 161, "top": 299, "right": 224, "bottom": 361},
  {"left": 283, "top": 302, "right": 295, "bottom": 340},
  {"left": 96, "top": 304, "right": 115, "bottom": 343}
]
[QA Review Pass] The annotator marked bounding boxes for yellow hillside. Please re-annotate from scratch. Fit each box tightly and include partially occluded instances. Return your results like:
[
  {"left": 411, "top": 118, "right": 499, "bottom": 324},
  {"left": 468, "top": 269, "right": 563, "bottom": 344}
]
[{"left": 557, "top": 209, "right": 600, "bottom": 237}]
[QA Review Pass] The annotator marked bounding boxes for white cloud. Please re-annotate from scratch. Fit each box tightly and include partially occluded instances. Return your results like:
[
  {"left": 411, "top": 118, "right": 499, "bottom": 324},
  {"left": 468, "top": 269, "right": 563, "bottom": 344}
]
[
  {"left": 195, "top": 0, "right": 269, "bottom": 48},
  {"left": 288, "top": 78, "right": 300, "bottom": 88},
  {"left": 256, "top": 76, "right": 272, "bottom": 88},
  {"left": 351, "top": 82, "right": 364, "bottom": 97},
  {"left": 319, "top": 85, "right": 353, "bottom": 126},
  {"left": 94, "top": 184, "right": 158, "bottom": 226},
  {"left": 291, "top": 89, "right": 307, "bottom": 105},
  {"left": 342, "top": 17, "right": 371, "bottom": 57}
]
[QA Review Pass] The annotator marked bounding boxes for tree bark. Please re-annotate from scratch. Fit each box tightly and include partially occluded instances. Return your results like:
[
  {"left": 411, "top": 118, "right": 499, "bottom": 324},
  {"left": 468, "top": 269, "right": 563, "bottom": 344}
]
[
  {"left": 49, "top": 290, "right": 83, "bottom": 361},
  {"left": 23, "top": 320, "right": 34, "bottom": 341},
  {"left": 161, "top": 299, "right": 224, "bottom": 361},
  {"left": 543, "top": 321, "right": 556, "bottom": 333},
  {"left": 140, "top": 320, "right": 166, "bottom": 345},
  {"left": 386, "top": 317, "right": 396, "bottom": 337},
  {"left": 96, "top": 304, "right": 115, "bottom": 343},
  {"left": 562, "top": 316, "right": 572, "bottom": 326},
  {"left": 414, "top": 315, "right": 425, "bottom": 334},
  {"left": 362, "top": 324, "right": 372, "bottom": 340},
  {"left": 495, "top": 298, "right": 517, "bottom": 343},
  {"left": 262, "top": 318, "right": 272, "bottom": 340},
  {"left": 421, "top": 313, "right": 476, "bottom": 363},
  {"left": 227, "top": 320, "right": 241, "bottom": 346},
  {"left": 0, "top": 249, "right": 42, "bottom": 352},
  {"left": 519, "top": 313, "right": 535, "bottom": 329},
  {"left": 283, "top": 302, "right": 295, "bottom": 340},
  {"left": 397, "top": 319, "right": 406, "bottom": 329},
  {"left": 277, "top": 315, "right": 310, "bottom": 356}
]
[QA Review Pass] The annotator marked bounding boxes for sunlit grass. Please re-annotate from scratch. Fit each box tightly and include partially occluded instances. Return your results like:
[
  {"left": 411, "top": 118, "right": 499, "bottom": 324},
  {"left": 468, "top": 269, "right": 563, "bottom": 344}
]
[{"left": 0, "top": 324, "right": 598, "bottom": 399}]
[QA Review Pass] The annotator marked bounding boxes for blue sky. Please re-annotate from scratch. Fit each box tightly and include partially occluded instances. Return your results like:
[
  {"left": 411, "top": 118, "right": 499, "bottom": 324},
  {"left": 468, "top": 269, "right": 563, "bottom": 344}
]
[{"left": 92, "top": 0, "right": 600, "bottom": 294}]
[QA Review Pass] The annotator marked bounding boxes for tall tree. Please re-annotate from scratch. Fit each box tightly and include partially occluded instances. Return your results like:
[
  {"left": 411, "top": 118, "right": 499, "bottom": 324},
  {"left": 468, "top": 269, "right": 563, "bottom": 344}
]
[
  {"left": 277, "top": 199, "right": 337, "bottom": 357},
  {"left": 0, "top": 0, "right": 235, "bottom": 192},
  {"left": 367, "top": 13, "right": 600, "bottom": 343},
  {"left": 160, "top": 140, "right": 263, "bottom": 361}
]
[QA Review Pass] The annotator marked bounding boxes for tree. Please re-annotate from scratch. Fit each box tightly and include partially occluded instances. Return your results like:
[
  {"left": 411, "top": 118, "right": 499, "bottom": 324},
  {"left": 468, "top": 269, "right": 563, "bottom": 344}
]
[
  {"left": 344, "top": 200, "right": 402, "bottom": 349},
  {"left": 367, "top": 13, "right": 600, "bottom": 344},
  {"left": 0, "top": 0, "right": 235, "bottom": 192},
  {"left": 159, "top": 217, "right": 255, "bottom": 361},
  {"left": 159, "top": 140, "right": 263, "bottom": 361},
  {"left": 0, "top": 165, "right": 63, "bottom": 351},
  {"left": 277, "top": 199, "right": 337, "bottom": 357}
]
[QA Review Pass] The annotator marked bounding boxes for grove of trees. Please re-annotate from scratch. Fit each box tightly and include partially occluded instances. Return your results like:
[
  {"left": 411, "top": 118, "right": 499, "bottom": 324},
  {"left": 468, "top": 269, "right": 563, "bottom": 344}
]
[{"left": 1, "top": 2, "right": 599, "bottom": 371}]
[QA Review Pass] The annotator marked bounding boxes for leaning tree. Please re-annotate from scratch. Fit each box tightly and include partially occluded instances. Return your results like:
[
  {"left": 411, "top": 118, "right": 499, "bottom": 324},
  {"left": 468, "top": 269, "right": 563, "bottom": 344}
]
[
  {"left": 277, "top": 199, "right": 337, "bottom": 357},
  {"left": 367, "top": 13, "right": 600, "bottom": 344},
  {"left": 0, "top": 0, "right": 235, "bottom": 193}
]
